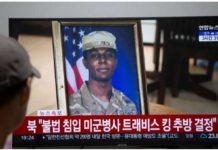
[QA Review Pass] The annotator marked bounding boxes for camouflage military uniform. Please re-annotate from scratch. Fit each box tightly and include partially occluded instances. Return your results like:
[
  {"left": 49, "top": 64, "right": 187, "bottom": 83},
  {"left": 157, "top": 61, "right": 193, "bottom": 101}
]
[{"left": 68, "top": 82, "right": 137, "bottom": 115}]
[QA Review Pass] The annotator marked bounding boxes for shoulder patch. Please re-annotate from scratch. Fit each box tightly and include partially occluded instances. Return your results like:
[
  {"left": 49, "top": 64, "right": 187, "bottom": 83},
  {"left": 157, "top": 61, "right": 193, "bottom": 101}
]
[
  {"left": 72, "top": 92, "right": 82, "bottom": 99},
  {"left": 112, "top": 88, "right": 137, "bottom": 114},
  {"left": 69, "top": 92, "right": 82, "bottom": 106},
  {"left": 68, "top": 92, "right": 90, "bottom": 115}
]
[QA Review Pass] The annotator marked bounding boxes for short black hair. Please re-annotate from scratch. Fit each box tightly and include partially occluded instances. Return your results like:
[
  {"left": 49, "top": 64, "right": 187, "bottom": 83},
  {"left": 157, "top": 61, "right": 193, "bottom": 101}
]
[
  {"left": 83, "top": 48, "right": 117, "bottom": 60},
  {"left": 0, "top": 79, "right": 27, "bottom": 107}
]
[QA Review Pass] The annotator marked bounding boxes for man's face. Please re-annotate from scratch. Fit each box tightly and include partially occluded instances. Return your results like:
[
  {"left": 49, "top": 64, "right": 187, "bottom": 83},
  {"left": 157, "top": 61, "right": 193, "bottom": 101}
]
[{"left": 83, "top": 48, "right": 117, "bottom": 82}]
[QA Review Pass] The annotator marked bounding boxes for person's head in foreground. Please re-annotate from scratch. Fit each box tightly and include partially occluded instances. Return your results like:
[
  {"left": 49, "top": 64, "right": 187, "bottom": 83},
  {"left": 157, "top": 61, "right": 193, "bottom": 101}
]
[
  {"left": 0, "top": 35, "right": 41, "bottom": 148},
  {"left": 69, "top": 31, "right": 137, "bottom": 115}
]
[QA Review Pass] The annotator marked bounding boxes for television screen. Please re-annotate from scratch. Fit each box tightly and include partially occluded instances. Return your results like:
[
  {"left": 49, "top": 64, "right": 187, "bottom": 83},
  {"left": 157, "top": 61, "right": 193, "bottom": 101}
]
[{"left": 10, "top": 17, "right": 218, "bottom": 148}]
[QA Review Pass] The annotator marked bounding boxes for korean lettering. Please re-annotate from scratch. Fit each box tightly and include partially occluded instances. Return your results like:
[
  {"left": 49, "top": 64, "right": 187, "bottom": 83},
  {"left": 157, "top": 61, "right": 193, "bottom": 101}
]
[
  {"left": 51, "top": 110, "right": 57, "bottom": 116},
  {"left": 63, "top": 119, "right": 72, "bottom": 133},
  {"left": 173, "top": 118, "right": 183, "bottom": 132},
  {"left": 102, "top": 119, "right": 111, "bottom": 132},
  {"left": 110, "top": 119, "right": 120, "bottom": 132},
  {"left": 38, "top": 119, "right": 51, "bottom": 133},
  {"left": 123, "top": 119, "right": 131, "bottom": 131},
  {"left": 62, "top": 119, "right": 81, "bottom": 133},
  {"left": 84, "top": 119, "right": 92, "bottom": 132},
  {"left": 204, "top": 118, "right": 214, "bottom": 132},
  {"left": 195, "top": 118, "right": 217, "bottom": 132},
  {"left": 132, "top": 119, "right": 141, "bottom": 132},
  {"left": 150, "top": 119, "right": 160, "bottom": 131},
  {"left": 92, "top": 119, "right": 102, "bottom": 132},
  {"left": 51, "top": 120, "right": 60, "bottom": 133},
  {"left": 72, "top": 119, "right": 81, "bottom": 133},
  {"left": 172, "top": 118, "right": 192, "bottom": 132},
  {"left": 141, "top": 119, "right": 148, "bottom": 131},
  {"left": 102, "top": 118, "right": 121, "bottom": 132},
  {"left": 195, "top": 118, "right": 204, "bottom": 132},
  {"left": 27, "top": 120, "right": 37, "bottom": 133},
  {"left": 182, "top": 118, "right": 192, "bottom": 132},
  {"left": 162, "top": 118, "right": 171, "bottom": 132}
]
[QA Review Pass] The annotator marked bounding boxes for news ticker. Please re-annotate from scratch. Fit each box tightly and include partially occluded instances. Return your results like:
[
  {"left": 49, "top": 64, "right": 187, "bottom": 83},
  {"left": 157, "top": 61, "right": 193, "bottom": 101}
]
[
  {"left": 13, "top": 133, "right": 218, "bottom": 144},
  {"left": 13, "top": 133, "right": 218, "bottom": 148},
  {"left": 13, "top": 115, "right": 218, "bottom": 134}
]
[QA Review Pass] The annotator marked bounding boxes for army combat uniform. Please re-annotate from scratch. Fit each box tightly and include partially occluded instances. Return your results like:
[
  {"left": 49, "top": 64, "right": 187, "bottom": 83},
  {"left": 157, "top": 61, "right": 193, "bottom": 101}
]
[{"left": 68, "top": 82, "right": 137, "bottom": 115}]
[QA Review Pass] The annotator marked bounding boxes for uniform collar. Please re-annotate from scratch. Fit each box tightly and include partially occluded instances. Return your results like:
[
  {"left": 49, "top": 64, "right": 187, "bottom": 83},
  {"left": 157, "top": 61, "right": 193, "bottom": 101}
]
[{"left": 80, "top": 82, "right": 121, "bottom": 115}]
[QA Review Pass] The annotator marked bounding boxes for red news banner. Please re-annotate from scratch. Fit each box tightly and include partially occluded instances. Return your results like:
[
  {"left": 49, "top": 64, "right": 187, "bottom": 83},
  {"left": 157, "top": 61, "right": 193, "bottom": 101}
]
[{"left": 14, "top": 115, "right": 218, "bottom": 135}]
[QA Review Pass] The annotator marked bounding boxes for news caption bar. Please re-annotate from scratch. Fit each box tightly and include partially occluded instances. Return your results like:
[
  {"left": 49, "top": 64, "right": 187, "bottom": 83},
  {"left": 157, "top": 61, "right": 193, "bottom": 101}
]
[
  {"left": 14, "top": 115, "right": 218, "bottom": 134},
  {"left": 199, "top": 31, "right": 218, "bottom": 42},
  {"left": 198, "top": 25, "right": 218, "bottom": 42}
]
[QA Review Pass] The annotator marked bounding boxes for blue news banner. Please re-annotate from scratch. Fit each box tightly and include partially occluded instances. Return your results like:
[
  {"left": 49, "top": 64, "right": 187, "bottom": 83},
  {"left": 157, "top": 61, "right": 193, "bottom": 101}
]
[{"left": 199, "top": 31, "right": 218, "bottom": 42}]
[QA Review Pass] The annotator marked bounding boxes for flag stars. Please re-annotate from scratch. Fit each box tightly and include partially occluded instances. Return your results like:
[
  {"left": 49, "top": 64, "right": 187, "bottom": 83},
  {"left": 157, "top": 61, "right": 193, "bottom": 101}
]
[
  {"left": 78, "top": 42, "right": 83, "bottom": 49},
  {"left": 72, "top": 51, "right": 76, "bottom": 57},
  {"left": 64, "top": 26, "right": 70, "bottom": 30},
  {"left": 64, "top": 35, "right": 69, "bottom": 42},
  {"left": 79, "top": 30, "right": 85, "bottom": 37},
  {"left": 72, "top": 39, "right": 76, "bottom": 45},
  {"left": 73, "top": 27, "right": 76, "bottom": 33}
]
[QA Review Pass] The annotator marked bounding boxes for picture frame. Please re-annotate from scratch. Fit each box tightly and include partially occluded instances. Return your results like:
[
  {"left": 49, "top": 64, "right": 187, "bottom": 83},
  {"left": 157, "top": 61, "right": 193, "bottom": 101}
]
[{"left": 52, "top": 20, "right": 148, "bottom": 115}]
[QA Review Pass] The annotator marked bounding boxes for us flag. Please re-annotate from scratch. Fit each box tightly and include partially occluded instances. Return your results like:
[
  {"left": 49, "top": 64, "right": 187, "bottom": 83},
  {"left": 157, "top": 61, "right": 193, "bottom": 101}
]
[{"left": 63, "top": 26, "right": 89, "bottom": 96}]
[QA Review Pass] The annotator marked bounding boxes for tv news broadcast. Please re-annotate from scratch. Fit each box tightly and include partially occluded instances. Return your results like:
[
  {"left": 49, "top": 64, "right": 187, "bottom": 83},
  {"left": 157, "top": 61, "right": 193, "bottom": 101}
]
[{"left": 9, "top": 17, "right": 218, "bottom": 148}]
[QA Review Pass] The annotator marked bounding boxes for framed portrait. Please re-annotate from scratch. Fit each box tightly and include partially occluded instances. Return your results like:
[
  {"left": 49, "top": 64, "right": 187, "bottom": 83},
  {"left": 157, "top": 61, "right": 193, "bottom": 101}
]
[{"left": 52, "top": 20, "right": 148, "bottom": 115}]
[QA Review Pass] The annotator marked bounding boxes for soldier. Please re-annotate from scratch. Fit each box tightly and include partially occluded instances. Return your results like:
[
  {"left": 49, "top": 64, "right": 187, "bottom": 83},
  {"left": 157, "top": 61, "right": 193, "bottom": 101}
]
[
  {"left": 0, "top": 35, "right": 41, "bottom": 148},
  {"left": 69, "top": 31, "right": 137, "bottom": 115}
]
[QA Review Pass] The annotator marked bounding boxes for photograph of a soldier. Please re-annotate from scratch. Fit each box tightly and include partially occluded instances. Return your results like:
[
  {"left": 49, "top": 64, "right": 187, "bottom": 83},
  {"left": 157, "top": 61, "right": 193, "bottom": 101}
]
[{"left": 68, "top": 31, "right": 138, "bottom": 115}]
